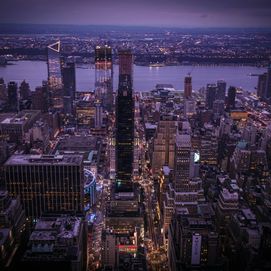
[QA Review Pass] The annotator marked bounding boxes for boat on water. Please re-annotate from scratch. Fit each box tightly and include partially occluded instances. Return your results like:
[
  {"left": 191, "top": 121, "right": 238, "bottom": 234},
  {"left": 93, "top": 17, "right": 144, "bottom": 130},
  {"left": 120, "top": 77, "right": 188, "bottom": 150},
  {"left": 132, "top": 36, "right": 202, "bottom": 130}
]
[{"left": 149, "top": 63, "right": 165, "bottom": 67}]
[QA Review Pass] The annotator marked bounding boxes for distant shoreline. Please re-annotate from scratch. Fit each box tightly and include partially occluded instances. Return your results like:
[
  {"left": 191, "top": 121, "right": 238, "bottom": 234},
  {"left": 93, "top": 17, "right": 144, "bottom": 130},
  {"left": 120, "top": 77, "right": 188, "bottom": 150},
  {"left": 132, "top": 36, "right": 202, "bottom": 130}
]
[{"left": 4, "top": 59, "right": 267, "bottom": 68}]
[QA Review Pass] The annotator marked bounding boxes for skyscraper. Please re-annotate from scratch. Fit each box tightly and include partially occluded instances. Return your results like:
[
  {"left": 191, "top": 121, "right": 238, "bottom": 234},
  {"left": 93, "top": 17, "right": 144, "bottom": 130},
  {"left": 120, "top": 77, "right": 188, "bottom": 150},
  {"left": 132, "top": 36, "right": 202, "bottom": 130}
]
[
  {"left": 95, "top": 45, "right": 113, "bottom": 112},
  {"left": 184, "top": 75, "right": 192, "bottom": 99},
  {"left": 227, "top": 86, "right": 236, "bottom": 110},
  {"left": 47, "top": 41, "right": 63, "bottom": 110},
  {"left": 7, "top": 81, "right": 18, "bottom": 112},
  {"left": 115, "top": 49, "right": 134, "bottom": 193},
  {"left": 257, "top": 73, "right": 267, "bottom": 99},
  {"left": 205, "top": 83, "right": 217, "bottom": 109}
]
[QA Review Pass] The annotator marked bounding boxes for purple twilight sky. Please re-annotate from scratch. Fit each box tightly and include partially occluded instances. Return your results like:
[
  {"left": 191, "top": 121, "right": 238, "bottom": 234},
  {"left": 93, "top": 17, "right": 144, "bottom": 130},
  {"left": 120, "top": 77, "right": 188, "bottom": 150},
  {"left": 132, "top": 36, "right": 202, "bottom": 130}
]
[{"left": 0, "top": 0, "right": 271, "bottom": 28}]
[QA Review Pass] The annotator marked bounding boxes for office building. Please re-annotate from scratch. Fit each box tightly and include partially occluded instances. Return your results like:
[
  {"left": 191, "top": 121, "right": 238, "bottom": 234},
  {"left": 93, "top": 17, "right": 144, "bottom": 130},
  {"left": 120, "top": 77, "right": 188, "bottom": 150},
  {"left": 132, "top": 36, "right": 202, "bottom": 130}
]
[
  {"left": 151, "top": 115, "right": 177, "bottom": 175},
  {"left": 184, "top": 75, "right": 192, "bottom": 99},
  {"left": 115, "top": 49, "right": 134, "bottom": 193},
  {"left": 5, "top": 154, "right": 84, "bottom": 219},
  {"left": 0, "top": 110, "right": 41, "bottom": 143},
  {"left": 21, "top": 215, "right": 87, "bottom": 271},
  {"left": 7, "top": 81, "right": 18, "bottom": 112},
  {"left": 31, "top": 82, "right": 49, "bottom": 113},
  {"left": 95, "top": 45, "right": 113, "bottom": 111},
  {"left": 47, "top": 41, "right": 63, "bottom": 110}
]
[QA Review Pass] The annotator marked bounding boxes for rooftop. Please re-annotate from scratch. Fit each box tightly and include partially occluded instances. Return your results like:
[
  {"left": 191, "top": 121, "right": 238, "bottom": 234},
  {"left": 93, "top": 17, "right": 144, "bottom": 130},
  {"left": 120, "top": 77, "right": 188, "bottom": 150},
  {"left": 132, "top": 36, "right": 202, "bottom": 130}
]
[
  {"left": 31, "top": 216, "right": 81, "bottom": 241},
  {"left": 5, "top": 154, "right": 83, "bottom": 166},
  {"left": 0, "top": 110, "right": 40, "bottom": 125}
]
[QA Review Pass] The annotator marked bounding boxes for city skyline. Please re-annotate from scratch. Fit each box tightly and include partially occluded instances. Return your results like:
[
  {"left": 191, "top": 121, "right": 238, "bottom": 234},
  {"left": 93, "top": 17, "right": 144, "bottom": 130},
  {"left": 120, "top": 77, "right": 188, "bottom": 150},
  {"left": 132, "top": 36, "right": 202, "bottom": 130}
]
[{"left": 0, "top": 0, "right": 271, "bottom": 28}]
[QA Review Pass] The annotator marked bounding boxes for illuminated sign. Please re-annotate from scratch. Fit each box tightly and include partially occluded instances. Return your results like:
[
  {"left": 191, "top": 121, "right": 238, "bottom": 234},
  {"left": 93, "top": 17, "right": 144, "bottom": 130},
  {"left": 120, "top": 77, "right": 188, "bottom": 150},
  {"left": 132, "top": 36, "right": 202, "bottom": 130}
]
[
  {"left": 117, "top": 245, "right": 137, "bottom": 253},
  {"left": 194, "top": 151, "right": 200, "bottom": 163},
  {"left": 230, "top": 111, "right": 248, "bottom": 120}
]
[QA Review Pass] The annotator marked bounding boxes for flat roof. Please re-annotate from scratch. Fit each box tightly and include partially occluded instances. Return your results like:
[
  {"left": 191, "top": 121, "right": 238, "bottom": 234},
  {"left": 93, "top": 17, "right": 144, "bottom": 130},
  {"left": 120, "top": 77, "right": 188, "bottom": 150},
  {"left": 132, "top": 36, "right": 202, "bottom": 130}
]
[{"left": 5, "top": 154, "right": 83, "bottom": 166}]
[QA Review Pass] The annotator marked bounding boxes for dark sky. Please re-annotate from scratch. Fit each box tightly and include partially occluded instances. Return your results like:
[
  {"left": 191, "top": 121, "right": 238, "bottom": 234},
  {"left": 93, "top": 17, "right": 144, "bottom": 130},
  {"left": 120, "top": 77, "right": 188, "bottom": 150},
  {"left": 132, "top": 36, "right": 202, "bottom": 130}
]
[{"left": 1, "top": 0, "right": 271, "bottom": 28}]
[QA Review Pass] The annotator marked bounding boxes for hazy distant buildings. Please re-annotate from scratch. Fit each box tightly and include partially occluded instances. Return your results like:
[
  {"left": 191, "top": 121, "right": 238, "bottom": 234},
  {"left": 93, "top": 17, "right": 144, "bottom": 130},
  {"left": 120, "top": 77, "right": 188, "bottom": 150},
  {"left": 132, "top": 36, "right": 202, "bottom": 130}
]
[{"left": 5, "top": 154, "right": 84, "bottom": 219}]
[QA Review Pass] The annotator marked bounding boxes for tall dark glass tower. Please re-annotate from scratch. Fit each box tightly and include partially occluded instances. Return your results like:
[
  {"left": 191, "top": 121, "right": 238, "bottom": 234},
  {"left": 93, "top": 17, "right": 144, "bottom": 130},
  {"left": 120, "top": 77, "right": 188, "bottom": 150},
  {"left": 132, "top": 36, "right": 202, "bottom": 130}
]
[
  {"left": 62, "top": 61, "right": 76, "bottom": 115},
  {"left": 7, "top": 81, "right": 18, "bottom": 112},
  {"left": 115, "top": 49, "right": 134, "bottom": 193}
]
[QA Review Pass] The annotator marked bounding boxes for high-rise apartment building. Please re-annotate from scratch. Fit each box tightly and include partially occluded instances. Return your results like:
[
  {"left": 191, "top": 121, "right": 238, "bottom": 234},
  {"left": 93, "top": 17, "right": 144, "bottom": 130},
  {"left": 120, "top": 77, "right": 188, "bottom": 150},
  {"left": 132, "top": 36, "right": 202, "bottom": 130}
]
[
  {"left": 115, "top": 49, "right": 134, "bottom": 193},
  {"left": 5, "top": 154, "right": 84, "bottom": 219}
]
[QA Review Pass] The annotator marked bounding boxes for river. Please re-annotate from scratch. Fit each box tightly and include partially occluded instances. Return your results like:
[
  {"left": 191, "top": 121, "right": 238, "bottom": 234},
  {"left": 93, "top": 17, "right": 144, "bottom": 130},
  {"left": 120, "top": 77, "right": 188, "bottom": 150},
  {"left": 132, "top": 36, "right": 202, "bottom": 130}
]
[{"left": 0, "top": 60, "right": 267, "bottom": 92}]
